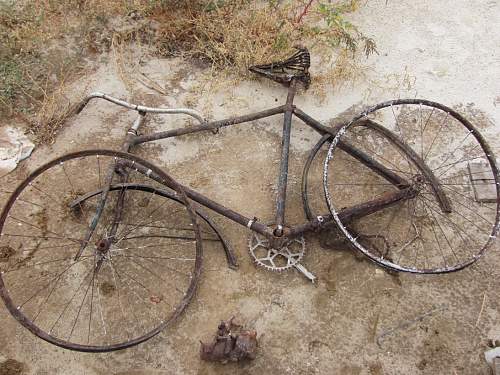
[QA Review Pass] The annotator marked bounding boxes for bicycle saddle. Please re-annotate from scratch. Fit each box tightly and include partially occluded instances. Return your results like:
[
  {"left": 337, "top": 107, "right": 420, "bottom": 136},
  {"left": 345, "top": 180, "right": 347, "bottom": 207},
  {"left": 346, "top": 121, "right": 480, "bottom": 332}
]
[{"left": 249, "top": 46, "right": 311, "bottom": 89}]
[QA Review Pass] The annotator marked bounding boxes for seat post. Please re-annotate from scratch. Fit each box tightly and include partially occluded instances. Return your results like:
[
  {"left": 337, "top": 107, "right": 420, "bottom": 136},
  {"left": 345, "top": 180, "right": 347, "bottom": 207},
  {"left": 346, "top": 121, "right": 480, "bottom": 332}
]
[{"left": 274, "top": 79, "right": 298, "bottom": 236}]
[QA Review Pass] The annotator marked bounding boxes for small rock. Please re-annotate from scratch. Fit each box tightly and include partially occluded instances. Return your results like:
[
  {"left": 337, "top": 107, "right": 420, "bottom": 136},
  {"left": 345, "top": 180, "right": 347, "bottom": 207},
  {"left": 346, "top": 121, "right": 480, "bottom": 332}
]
[
  {"left": 0, "top": 245, "right": 15, "bottom": 262},
  {"left": 484, "top": 347, "right": 500, "bottom": 368}
]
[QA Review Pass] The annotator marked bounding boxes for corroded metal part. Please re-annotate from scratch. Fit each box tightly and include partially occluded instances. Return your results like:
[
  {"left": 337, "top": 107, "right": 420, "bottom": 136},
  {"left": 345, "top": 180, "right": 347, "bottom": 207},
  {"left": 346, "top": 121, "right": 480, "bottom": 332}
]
[
  {"left": 74, "top": 92, "right": 206, "bottom": 124},
  {"left": 200, "top": 316, "right": 258, "bottom": 363},
  {"left": 322, "top": 99, "right": 500, "bottom": 274},
  {"left": 248, "top": 231, "right": 316, "bottom": 282},
  {"left": 2, "top": 39, "right": 499, "bottom": 356},
  {"left": 248, "top": 232, "right": 305, "bottom": 272},
  {"left": 0, "top": 149, "right": 203, "bottom": 352},
  {"left": 249, "top": 47, "right": 311, "bottom": 89},
  {"left": 70, "top": 183, "right": 239, "bottom": 269}
]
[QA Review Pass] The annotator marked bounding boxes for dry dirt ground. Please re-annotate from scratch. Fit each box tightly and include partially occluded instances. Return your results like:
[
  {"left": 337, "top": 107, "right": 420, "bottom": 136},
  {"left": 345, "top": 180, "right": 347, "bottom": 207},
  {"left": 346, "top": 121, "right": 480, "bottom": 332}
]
[{"left": 1, "top": 0, "right": 500, "bottom": 374}]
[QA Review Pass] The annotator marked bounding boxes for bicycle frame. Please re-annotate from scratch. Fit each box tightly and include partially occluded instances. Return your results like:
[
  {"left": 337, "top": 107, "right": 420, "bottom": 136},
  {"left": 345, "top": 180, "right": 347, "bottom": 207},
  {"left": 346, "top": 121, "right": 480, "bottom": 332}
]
[
  {"left": 3, "top": 44, "right": 498, "bottom": 353},
  {"left": 75, "top": 79, "right": 445, "bottom": 252}
]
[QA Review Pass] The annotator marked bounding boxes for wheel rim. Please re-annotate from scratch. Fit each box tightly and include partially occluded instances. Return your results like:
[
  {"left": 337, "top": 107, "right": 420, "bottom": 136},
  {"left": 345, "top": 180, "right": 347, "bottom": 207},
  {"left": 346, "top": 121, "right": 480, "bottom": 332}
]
[
  {"left": 323, "top": 99, "right": 500, "bottom": 273},
  {"left": 0, "top": 149, "right": 203, "bottom": 352}
]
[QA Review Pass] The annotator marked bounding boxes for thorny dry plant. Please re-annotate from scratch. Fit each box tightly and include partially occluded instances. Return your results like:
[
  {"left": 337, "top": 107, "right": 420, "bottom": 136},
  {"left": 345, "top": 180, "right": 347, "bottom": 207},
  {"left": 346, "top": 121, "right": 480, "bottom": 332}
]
[
  {"left": 153, "top": 0, "right": 377, "bottom": 74},
  {"left": 1, "top": 0, "right": 377, "bottom": 144}
]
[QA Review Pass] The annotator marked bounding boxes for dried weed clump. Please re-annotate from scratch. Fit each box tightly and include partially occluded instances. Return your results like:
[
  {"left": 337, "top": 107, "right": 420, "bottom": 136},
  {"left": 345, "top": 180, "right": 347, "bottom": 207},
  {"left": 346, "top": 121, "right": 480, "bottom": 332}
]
[
  {"left": 1, "top": 1, "right": 90, "bottom": 142},
  {"left": 0, "top": 0, "right": 148, "bottom": 142},
  {"left": 152, "top": 0, "right": 377, "bottom": 77},
  {"left": 1, "top": 0, "right": 376, "bottom": 143}
]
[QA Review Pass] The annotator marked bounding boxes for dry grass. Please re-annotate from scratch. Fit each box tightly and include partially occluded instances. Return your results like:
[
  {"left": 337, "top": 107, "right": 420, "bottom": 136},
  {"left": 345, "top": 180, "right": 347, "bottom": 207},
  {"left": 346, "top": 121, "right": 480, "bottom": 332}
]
[
  {"left": 0, "top": 0, "right": 140, "bottom": 143},
  {"left": 0, "top": 0, "right": 377, "bottom": 144},
  {"left": 152, "top": 0, "right": 377, "bottom": 76},
  {"left": 23, "top": 85, "right": 85, "bottom": 145}
]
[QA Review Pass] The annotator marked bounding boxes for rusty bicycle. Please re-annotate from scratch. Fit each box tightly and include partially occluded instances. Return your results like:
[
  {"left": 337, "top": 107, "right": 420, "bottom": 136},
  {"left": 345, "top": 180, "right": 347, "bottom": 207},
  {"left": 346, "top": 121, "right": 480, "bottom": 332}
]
[{"left": 0, "top": 48, "right": 498, "bottom": 352}]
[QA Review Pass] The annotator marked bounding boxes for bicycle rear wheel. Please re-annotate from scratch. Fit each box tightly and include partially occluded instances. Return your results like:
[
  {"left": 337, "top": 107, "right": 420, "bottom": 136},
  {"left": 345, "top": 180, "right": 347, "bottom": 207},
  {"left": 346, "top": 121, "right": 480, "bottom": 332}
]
[
  {"left": 0, "top": 149, "right": 203, "bottom": 351},
  {"left": 323, "top": 99, "right": 500, "bottom": 273}
]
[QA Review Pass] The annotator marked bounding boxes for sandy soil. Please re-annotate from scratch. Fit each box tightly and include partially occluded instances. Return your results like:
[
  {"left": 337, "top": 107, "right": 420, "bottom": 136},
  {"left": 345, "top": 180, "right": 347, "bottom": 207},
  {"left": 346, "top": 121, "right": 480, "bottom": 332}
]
[{"left": 1, "top": 0, "right": 500, "bottom": 374}]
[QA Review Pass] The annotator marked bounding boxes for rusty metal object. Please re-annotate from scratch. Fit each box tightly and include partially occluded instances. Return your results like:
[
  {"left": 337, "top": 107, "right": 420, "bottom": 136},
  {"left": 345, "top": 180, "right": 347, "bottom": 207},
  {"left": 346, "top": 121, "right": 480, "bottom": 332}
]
[
  {"left": 248, "top": 231, "right": 316, "bottom": 282},
  {"left": 69, "top": 182, "right": 239, "bottom": 269},
  {"left": 74, "top": 92, "right": 205, "bottom": 124},
  {"left": 0, "top": 150, "right": 203, "bottom": 352},
  {"left": 133, "top": 106, "right": 285, "bottom": 146},
  {"left": 323, "top": 99, "right": 500, "bottom": 273},
  {"left": 200, "top": 317, "right": 258, "bottom": 363},
  {"left": 249, "top": 46, "right": 311, "bottom": 89},
  {"left": 275, "top": 80, "right": 298, "bottom": 235}
]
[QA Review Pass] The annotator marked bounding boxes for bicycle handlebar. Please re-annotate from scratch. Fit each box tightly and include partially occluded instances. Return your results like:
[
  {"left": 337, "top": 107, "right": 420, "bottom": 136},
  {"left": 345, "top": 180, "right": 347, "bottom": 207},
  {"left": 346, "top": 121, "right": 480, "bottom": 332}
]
[{"left": 74, "top": 92, "right": 206, "bottom": 125}]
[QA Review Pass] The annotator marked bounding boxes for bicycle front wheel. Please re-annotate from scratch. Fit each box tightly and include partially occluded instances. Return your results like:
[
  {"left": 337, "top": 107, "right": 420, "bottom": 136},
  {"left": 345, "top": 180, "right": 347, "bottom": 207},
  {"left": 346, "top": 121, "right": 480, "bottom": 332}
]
[
  {"left": 323, "top": 99, "right": 500, "bottom": 273},
  {"left": 0, "top": 149, "right": 203, "bottom": 351}
]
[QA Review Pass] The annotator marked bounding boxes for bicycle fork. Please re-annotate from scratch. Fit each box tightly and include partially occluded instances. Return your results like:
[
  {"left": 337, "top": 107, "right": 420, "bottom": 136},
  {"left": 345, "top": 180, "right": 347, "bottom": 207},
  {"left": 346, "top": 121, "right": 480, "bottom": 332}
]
[{"left": 73, "top": 112, "right": 147, "bottom": 269}]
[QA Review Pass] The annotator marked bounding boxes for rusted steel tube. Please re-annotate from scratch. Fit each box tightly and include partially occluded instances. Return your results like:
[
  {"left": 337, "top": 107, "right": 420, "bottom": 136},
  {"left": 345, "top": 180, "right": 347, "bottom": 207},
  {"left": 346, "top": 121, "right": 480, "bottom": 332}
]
[
  {"left": 75, "top": 92, "right": 206, "bottom": 124},
  {"left": 133, "top": 106, "right": 286, "bottom": 145},
  {"left": 294, "top": 108, "right": 409, "bottom": 189},
  {"left": 120, "top": 160, "right": 273, "bottom": 238},
  {"left": 337, "top": 186, "right": 417, "bottom": 222},
  {"left": 274, "top": 82, "right": 297, "bottom": 233},
  {"left": 289, "top": 187, "right": 418, "bottom": 238},
  {"left": 293, "top": 107, "right": 336, "bottom": 135},
  {"left": 181, "top": 185, "right": 272, "bottom": 237}
]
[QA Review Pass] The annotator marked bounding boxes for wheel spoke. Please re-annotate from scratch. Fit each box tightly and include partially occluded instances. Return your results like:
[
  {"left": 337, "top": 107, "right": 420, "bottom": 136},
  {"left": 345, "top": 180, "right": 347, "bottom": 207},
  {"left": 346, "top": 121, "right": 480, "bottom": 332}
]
[
  {"left": 423, "top": 200, "right": 460, "bottom": 263},
  {"left": 431, "top": 130, "right": 474, "bottom": 173},
  {"left": 49, "top": 265, "right": 94, "bottom": 335},
  {"left": 420, "top": 199, "right": 448, "bottom": 268},
  {"left": 439, "top": 184, "right": 496, "bottom": 212},
  {"left": 17, "top": 257, "right": 91, "bottom": 310},
  {"left": 105, "top": 260, "right": 131, "bottom": 341},
  {"left": 424, "top": 111, "right": 449, "bottom": 162},
  {"left": 420, "top": 194, "right": 491, "bottom": 234},
  {"left": 422, "top": 191, "right": 493, "bottom": 225}
]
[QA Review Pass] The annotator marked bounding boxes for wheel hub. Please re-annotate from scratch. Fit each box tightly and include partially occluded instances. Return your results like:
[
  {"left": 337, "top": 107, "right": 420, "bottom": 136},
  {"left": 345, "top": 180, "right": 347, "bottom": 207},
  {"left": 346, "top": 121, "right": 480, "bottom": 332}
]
[
  {"left": 411, "top": 174, "right": 426, "bottom": 192},
  {"left": 95, "top": 238, "right": 111, "bottom": 254}
]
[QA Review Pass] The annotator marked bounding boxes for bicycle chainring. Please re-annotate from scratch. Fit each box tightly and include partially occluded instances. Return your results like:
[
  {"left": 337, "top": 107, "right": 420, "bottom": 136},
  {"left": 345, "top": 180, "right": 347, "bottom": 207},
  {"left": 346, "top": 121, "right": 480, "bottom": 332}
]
[{"left": 248, "top": 232, "right": 305, "bottom": 272}]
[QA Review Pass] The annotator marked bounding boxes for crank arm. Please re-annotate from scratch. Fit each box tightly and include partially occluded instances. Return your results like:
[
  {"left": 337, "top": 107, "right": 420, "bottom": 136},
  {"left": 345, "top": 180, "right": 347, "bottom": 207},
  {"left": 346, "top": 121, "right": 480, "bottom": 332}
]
[{"left": 294, "top": 263, "right": 316, "bottom": 283}]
